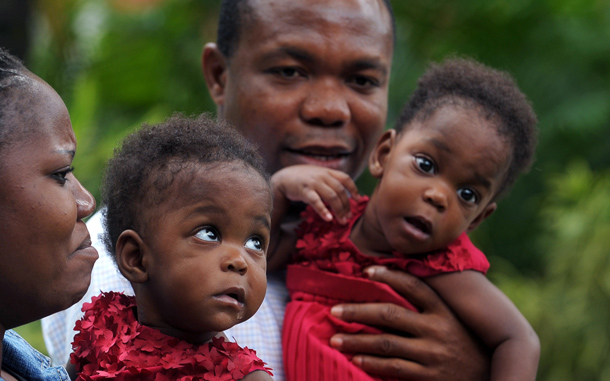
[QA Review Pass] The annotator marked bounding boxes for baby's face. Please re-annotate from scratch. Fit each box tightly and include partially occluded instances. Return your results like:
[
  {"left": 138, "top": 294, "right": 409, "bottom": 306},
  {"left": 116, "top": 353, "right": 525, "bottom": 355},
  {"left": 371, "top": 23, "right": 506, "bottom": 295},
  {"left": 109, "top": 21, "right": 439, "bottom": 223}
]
[
  {"left": 138, "top": 162, "right": 272, "bottom": 343},
  {"left": 369, "top": 105, "right": 510, "bottom": 255}
]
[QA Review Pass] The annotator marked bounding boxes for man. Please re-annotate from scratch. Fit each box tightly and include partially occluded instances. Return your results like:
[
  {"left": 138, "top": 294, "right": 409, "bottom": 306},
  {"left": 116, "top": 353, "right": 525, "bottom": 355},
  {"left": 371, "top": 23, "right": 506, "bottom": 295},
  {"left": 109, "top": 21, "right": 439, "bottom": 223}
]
[{"left": 43, "top": 1, "right": 489, "bottom": 379}]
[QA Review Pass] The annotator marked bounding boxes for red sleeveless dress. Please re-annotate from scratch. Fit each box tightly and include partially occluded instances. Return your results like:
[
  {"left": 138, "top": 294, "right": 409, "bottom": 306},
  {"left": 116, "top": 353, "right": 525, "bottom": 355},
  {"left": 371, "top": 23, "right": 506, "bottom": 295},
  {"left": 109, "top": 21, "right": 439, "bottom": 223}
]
[
  {"left": 71, "top": 292, "right": 272, "bottom": 380},
  {"left": 283, "top": 197, "right": 489, "bottom": 381}
]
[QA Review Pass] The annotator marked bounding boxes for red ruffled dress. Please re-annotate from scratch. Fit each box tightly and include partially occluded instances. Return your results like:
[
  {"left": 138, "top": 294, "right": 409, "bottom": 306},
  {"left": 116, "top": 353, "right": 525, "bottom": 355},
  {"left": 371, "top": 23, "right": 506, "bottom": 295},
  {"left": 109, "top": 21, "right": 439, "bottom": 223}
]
[
  {"left": 283, "top": 197, "right": 489, "bottom": 381},
  {"left": 71, "top": 292, "right": 272, "bottom": 381}
]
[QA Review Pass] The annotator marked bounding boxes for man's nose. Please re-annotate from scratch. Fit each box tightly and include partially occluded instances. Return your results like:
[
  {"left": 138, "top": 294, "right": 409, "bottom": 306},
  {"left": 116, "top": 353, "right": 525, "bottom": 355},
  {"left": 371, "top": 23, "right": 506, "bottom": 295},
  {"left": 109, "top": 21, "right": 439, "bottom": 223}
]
[
  {"left": 222, "top": 244, "right": 248, "bottom": 275},
  {"left": 300, "top": 78, "right": 350, "bottom": 127}
]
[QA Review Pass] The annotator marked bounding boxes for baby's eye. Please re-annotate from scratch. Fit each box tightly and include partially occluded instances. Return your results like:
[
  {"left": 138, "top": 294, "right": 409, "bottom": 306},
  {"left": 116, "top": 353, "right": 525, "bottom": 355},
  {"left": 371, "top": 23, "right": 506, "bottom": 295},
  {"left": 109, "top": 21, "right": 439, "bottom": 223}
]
[
  {"left": 415, "top": 157, "right": 435, "bottom": 174},
  {"left": 458, "top": 188, "right": 478, "bottom": 204},
  {"left": 245, "top": 237, "right": 264, "bottom": 252},
  {"left": 195, "top": 227, "right": 220, "bottom": 242}
]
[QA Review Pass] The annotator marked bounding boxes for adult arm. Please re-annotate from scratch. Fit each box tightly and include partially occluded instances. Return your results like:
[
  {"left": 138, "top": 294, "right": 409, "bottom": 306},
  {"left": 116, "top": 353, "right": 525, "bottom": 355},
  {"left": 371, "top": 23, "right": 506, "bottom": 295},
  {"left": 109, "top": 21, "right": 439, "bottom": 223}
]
[
  {"left": 425, "top": 271, "right": 540, "bottom": 381},
  {"left": 329, "top": 266, "right": 492, "bottom": 381}
]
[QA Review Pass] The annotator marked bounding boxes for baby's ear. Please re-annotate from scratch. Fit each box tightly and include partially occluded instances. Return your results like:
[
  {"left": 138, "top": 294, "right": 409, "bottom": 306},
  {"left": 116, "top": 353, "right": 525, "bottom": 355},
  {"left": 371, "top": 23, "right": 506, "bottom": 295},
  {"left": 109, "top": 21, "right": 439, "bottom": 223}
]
[
  {"left": 115, "top": 229, "right": 149, "bottom": 283},
  {"left": 369, "top": 129, "right": 396, "bottom": 178},
  {"left": 467, "top": 202, "right": 497, "bottom": 233}
]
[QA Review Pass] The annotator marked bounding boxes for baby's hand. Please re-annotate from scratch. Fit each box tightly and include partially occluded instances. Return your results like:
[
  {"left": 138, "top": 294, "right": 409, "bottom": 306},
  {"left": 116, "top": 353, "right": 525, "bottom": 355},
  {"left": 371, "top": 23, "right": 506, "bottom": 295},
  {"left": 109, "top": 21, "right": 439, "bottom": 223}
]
[{"left": 271, "top": 165, "right": 360, "bottom": 224}]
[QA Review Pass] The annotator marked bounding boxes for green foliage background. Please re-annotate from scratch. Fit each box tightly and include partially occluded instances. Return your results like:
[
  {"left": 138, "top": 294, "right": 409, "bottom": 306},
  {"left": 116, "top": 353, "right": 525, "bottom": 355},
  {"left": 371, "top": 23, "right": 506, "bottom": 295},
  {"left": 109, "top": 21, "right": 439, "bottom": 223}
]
[{"left": 10, "top": 0, "right": 610, "bottom": 379}]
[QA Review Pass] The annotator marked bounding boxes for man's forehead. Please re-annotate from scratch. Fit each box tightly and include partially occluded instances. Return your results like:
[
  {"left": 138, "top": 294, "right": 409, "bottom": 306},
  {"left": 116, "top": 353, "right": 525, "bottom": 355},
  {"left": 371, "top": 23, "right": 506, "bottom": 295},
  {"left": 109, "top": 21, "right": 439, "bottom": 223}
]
[{"left": 246, "top": 0, "right": 393, "bottom": 39}]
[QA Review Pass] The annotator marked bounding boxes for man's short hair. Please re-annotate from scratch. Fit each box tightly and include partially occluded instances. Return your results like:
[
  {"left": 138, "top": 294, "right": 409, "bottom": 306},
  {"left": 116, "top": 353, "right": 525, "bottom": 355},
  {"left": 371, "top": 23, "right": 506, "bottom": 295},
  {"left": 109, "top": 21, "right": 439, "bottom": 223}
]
[{"left": 216, "top": 0, "right": 396, "bottom": 59}]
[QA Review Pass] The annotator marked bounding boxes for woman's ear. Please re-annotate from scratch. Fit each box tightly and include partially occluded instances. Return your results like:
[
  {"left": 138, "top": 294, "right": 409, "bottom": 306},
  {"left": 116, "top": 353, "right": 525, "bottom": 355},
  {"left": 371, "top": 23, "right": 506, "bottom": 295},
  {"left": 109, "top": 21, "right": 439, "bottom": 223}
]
[
  {"left": 115, "top": 229, "right": 149, "bottom": 284},
  {"left": 202, "top": 42, "right": 229, "bottom": 113},
  {"left": 467, "top": 202, "right": 497, "bottom": 233},
  {"left": 369, "top": 129, "right": 396, "bottom": 178}
]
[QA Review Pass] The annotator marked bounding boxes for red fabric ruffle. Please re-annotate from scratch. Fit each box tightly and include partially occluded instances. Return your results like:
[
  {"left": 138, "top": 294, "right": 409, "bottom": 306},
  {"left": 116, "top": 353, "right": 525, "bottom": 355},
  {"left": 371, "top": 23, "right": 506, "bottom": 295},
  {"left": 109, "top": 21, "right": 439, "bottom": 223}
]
[
  {"left": 71, "top": 292, "right": 272, "bottom": 380},
  {"left": 294, "top": 196, "right": 489, "bottom": 277}
]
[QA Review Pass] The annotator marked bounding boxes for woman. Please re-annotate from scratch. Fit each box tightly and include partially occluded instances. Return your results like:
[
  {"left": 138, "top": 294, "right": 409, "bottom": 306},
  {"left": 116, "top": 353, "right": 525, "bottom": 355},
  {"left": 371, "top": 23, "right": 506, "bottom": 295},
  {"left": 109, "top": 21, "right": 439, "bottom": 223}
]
[{"left": 0, "top": 47, "right": 98, "bottom": 380}]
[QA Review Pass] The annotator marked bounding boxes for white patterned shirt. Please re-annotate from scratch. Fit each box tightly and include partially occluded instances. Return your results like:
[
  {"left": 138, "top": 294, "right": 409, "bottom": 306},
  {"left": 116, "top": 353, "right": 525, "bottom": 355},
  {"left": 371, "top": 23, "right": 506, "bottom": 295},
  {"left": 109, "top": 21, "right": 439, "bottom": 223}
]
[{"left": 41, "top": 210, "right": 288, "bottom": 380}]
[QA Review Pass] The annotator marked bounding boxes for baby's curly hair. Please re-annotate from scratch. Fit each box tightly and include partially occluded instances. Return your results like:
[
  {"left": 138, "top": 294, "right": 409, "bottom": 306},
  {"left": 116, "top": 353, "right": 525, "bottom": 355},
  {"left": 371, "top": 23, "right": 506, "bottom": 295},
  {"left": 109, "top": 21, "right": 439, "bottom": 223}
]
[
  {"left": 101, "top": 113, "right": 269, "bottom": 259},
  {"left": 395, "top": 57, "right": 538, "bottom": 198}
]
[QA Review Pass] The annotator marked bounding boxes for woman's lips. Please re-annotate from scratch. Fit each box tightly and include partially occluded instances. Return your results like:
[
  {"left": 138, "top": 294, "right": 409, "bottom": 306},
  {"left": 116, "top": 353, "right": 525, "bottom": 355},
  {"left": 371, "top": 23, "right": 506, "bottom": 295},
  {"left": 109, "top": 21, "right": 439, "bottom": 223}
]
[{"left": 71, "top": 236, "right": 99, "bottom": 260}]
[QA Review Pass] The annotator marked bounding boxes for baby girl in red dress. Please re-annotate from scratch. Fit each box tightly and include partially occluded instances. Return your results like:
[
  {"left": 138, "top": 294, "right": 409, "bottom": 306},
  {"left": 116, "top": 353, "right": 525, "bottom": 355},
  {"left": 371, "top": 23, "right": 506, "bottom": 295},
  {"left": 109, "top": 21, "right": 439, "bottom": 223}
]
[
  {"left": 269, "top": 58, "right": 540, "bottom": 381},
  {"left": 70, "top": 114, "right": 273, "bottom": 381}
]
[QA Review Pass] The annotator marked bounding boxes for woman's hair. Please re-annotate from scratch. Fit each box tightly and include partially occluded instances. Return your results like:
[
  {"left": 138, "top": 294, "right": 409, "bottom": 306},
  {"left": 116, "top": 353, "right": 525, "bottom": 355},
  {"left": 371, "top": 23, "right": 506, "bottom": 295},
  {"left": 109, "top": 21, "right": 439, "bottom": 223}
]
[
  {"left": 102, "top": 112, "right": 269, "bottom": 258},
  {"left": 395, "top": 57, "right": 538, "bottom": 198},
  {"left": 0, "top": 48, "right": 30, "bottom": 148}
]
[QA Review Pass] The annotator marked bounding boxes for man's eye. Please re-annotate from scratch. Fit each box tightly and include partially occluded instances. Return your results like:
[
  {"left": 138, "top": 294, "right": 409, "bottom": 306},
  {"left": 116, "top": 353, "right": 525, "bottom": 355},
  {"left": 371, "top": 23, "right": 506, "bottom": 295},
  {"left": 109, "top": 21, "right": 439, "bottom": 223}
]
[
  {"left": 270, "top": 67, "right": 302, "bottom": 79},
  {"left": 347, "top": 75, "right": 378, "bottom": 89},
  {"left": 458, "top": 188, "right": 478, "bottom": 204},
  {"left": 195, "top": 227, "right": 220, "bottom": 242},
  {"left": 245, "top": 237, "right": 263, "bottom": 252},
  {"left": 415, "top": 157, "right": 435, "bottom": 174}
]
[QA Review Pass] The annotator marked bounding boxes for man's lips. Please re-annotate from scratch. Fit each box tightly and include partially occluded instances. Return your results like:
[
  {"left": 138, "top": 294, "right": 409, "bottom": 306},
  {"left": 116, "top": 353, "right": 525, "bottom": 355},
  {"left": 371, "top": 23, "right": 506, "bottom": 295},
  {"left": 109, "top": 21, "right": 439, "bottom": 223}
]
[{"left": 285, "top": 145, "right": 353, "bottom": 160}]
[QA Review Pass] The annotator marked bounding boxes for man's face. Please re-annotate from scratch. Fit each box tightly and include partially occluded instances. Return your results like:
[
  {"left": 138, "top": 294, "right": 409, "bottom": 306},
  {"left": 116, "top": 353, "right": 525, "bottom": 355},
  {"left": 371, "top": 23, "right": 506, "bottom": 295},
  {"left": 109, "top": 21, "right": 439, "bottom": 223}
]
[{"left": 207, "top": 0, "right": 393, "bottom": 178}]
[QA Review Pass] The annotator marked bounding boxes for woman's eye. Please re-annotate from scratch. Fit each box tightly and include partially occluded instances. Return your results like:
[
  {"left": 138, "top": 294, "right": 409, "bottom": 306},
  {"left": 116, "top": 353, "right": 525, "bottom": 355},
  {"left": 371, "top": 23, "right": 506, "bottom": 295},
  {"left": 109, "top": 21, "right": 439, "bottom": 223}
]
[
  {"left": 195, "top": 227, "right": 220, "bottom": 242},
  {"left": 458, "top": 188, "right": 478, "bottom": 204},
  {"left": 415, "top": 157, "right": 435, "bottom": 174},
  {"left": 51, "top": 167, "right": 74, "bottom": 185},
  {"left": 245, "top": 237, "right": 263, "bottom": 252}
]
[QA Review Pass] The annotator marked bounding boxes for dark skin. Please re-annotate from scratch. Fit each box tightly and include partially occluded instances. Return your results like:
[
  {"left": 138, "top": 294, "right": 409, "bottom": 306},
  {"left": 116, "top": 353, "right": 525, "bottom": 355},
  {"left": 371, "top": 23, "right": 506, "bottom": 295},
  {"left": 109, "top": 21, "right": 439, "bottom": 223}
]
[
  {"left": 202, "top": 0, "right": 490, "bottom": 378},
  {"left": 0, "top": 73, "right": 97, "bottom": 381}
]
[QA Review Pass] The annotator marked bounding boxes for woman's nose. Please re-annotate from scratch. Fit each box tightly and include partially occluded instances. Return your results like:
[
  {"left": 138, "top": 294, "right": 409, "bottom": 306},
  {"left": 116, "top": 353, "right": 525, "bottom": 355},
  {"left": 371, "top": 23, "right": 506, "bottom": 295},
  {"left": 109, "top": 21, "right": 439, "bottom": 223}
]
[{"left": 72, "top": 174, "right": 95, "bottom": 220}]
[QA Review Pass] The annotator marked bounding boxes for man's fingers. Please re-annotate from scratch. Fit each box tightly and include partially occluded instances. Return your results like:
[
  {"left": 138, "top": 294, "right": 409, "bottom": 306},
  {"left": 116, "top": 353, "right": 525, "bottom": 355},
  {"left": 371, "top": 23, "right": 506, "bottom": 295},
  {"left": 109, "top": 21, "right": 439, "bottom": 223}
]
[
  {"left": 364, "top": 266, "right": 446, "bottom": 313},
  {"left": 331, "top": 302, "right": 425, "bottom": 336},
  {"left": 353, "top": 355, "right": 435, "bottom": 381},
  {"left": 329, "top": 333, "right": 436, "bottom": 380}
]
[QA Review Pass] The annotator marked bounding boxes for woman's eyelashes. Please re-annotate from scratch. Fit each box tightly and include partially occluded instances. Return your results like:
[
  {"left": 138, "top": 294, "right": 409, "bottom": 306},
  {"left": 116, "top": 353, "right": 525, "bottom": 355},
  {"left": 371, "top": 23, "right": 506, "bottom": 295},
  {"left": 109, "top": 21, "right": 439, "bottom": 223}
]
[{"left": 51, "top": 166, "right": 74, "bottom": 185}]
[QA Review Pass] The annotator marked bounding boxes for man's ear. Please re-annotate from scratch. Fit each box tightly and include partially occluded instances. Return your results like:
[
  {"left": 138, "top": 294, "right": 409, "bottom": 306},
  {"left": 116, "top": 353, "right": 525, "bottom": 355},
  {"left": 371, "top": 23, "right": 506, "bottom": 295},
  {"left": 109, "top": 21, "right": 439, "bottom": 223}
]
[
  {"left": 202, "top": 42, "right": 228, "bottom": 113},
  {"left": 369, "top": 129, "right": 396, "bottom": 179},
  {"left": 115, "top": 229, "right": 149, "bottom": 284},
  {"left": 467, "top": 202, "right": 497, "bottom": 233}
]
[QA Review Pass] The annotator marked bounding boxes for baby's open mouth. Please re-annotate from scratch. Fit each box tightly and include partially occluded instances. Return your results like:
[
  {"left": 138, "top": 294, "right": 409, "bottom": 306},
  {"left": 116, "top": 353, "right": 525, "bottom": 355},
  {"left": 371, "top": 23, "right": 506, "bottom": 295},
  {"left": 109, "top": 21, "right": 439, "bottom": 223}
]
[{"left": 405, "top": 216, "right": 431, "bottom": 235}]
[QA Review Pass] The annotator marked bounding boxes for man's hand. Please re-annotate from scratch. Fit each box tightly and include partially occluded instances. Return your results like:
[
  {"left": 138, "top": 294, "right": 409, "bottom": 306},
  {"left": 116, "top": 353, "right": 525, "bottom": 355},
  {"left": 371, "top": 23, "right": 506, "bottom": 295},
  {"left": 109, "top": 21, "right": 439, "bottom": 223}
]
[
  {"left": 329, "top": 266, "right": 491, "bottom": 381},
  {"left": 271, "top": 165, "right": 360, "bottom": 224}
]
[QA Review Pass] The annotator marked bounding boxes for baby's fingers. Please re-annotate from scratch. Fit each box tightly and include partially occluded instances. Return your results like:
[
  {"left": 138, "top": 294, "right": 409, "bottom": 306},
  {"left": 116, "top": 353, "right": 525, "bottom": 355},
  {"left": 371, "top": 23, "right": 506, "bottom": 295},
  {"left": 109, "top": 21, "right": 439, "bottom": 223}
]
[
  {"left": 301, "top": 188, "right": 334, "bottom": 222},
  {"left": 330, "top": 171, "right": 361, "bottom": 202}
]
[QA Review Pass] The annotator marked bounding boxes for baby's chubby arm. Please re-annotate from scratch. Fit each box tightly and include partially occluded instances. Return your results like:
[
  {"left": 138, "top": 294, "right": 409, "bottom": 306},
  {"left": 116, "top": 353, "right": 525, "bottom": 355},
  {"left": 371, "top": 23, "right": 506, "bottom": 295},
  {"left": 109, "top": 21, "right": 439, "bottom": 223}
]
[
  {"left": 267, "top": 164, "right": 360, "bottom": 269},
  {"left": 426, "top": 270, "right": 540, "bottom": 381}
]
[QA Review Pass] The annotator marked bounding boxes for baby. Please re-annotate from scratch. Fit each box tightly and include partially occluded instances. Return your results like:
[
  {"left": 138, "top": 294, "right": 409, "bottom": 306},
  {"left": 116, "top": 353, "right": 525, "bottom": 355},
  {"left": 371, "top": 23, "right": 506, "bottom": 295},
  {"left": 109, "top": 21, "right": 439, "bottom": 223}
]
[
  {"left": 270, "top": 58, "right": 540, "bottom": 381},
  {"left": 69, "top": 114, "right": 273, "bottom": 380}
]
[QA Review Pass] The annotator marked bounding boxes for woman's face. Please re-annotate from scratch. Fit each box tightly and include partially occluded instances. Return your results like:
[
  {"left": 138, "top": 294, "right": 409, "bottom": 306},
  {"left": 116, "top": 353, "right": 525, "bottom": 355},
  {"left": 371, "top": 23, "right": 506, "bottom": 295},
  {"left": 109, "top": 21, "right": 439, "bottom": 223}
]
[{"left": 0, "top": 75, "right": 98, "bottom": 329}]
